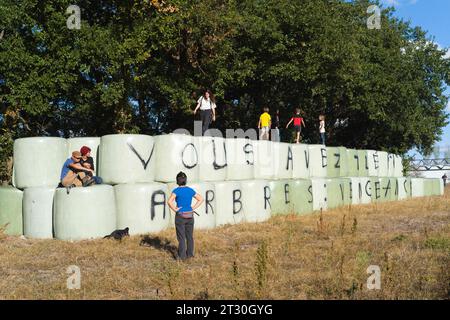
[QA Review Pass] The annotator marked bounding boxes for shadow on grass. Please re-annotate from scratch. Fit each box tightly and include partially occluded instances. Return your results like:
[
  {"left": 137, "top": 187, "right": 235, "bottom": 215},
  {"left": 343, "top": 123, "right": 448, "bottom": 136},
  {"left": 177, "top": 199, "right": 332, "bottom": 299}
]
[{"left": 140, "top": 236, "right": 178, "bottom": 260}]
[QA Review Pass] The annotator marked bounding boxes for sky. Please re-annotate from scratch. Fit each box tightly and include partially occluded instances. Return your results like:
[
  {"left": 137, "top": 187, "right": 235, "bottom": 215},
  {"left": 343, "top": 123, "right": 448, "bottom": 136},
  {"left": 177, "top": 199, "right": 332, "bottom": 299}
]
[{"left": 380, "top": 0, "right": 450, "bottom": 158}]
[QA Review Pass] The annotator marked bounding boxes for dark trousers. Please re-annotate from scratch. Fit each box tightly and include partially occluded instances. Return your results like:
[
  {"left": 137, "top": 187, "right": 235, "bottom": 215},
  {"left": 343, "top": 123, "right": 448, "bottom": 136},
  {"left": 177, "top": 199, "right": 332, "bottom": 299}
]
[
  {"left": 200, "top": 109, "right": 212, "bottom": 135},
  {"left": 320, "top": 132, "right": 326, "bottom": 145},
  {"left": 175, "top": 215, "right": 194, "bottom": 260}
]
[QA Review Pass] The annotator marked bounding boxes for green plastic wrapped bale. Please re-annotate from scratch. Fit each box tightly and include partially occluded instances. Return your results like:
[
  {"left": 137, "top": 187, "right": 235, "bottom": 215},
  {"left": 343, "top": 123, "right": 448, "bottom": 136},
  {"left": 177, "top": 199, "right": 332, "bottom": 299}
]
[
  {"left": 347, "top": 150, "right": 360, "bottom": 177},
  {"left": 291, "top": 179, "right": 313, "bottom": 215},
  {"left": 23, "top": 187, "right": 55, "bottom": 239},
  {"left": 241, "top": 180, "right": 271, "bottom": 223},
  {"left": 309, "top": 145, "right": 327, "bottom": 178},
  {"left": 13, "top": 137, "right": 67, "bottom": 188},
  {"left": 410, "top": 178, "right": 424, "bottom": 198},
  {"left": 357, "top": 150, "right": 369, "bottom": 177},
  {"left": 214, "top": 181, "right": 244, "bottom": 226},
  {"left": 327, "top": 147, "right": 349, "bottom": 178},
  {"left": 54, "top": 185, "right": 117, "bottom": 240},
  {"left": 0, "top": 187, "right": 23, "bottom": 236},
  {"left": 397, "top": 177, "right": 411, "bottom": 199},
  {"left": 311, "top": 178, "right": 327, "bottom": 211},
  {"left": 269, "top": 180, "right": 294, "bottom": 215},
  {"left": 326, "top": 178, "right": 351, "bottom": 209}
]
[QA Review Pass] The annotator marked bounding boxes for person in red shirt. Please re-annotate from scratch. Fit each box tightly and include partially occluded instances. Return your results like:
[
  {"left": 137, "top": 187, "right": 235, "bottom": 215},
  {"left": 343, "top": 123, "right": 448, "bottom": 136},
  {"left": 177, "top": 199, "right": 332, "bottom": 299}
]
[{"left": 286, "top": 108, "right": 306, "bottom": 143}]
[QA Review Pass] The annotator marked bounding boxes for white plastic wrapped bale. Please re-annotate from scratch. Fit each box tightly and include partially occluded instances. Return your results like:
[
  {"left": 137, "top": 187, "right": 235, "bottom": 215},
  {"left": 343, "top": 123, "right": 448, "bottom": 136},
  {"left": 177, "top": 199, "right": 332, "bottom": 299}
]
[
  {"left": 98, "top": 134, "right": 155, "bottom": 184},
  {"left": 67, "top": 137, "right": 100, "bottom": 169},
  {"left": 359, "top": 177, "right": 373, "bottom": 204},
  {"left": 290, "top": 179, "right": 313, "bottom": 214},
  {"left": 410, "top": 178, "right": 425, "bottom": 198},
  {"left": 13, "top": 137, "right": 67, "bottom": 188},
  {"left": 308, "top": 145, "right": 327, "bottom": 178},
  {"left": 327, "top": 147, "right": 348, "bottom": 178},
  {"left": 0, "top": 187, "right": 23, "bottom": 236},
  {"left": 311, "top": 178, "right": 327, "bottom": 211},
  {"left": 269, "top": 180, "right": 293, "bottom": 215},
  {"left": 387, "top": 153, "right": 395, "bottom": 177},
  {"left": 273, "top": 143, "right": 294, "bottom": 179},
  {"left": 357, "top": 150, "right": 369, "bottom": 177},
  {"left": 23, "top": 187, "right": 55, "bottom": 239},
  {"left": 241, "top": 180, "right": 271, "bottom": 223},
  {"left": 226, "top": 138, "right": 255, "bottom": 181},
  {"left": 214, "top": 181, "right": 244, "bottom": 226},
  {"left": 54, "top": 185, "right": 116, "bottom": 240},
  {"left": 394, "top": 155, "right": 404, "bottom": 177},
  {"left": 377, "top": 151, "right": 389, "bottom": 177},
  {"left": 253, "top": 141, "right": 275, "bottom": 179},
  {"left": 292, "top": 144, "right": 310, "bottom": 179},
  {"left": 389, "top": 178, "right": 399, "bottom": 201},
  {"left": 438, "top": 178, "right": 444, "bottom": 196},
  {"left": 370, "top": 178, "right": 382, "bottom": 202},
  {"left": 154, "top": 134, "right": 199, "bottom": 183},
  {"left": 166, "top": 182, "right": 216, "bottom": 230},
  {"left": 366, "top": 150, "right": 380, "bottom": 177},
  {"left": 196, "top": 136, "right": 227, "bottom": 181},
  {"left": 115, "top": 183, "right": 170, "bottom": 235}
]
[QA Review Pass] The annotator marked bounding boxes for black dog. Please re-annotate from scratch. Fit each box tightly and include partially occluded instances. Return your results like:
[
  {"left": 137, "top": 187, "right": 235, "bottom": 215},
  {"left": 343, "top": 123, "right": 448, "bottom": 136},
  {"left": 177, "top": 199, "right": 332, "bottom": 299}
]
[{"left": 104, "top": 227, "right": 129, "bottom": 241}]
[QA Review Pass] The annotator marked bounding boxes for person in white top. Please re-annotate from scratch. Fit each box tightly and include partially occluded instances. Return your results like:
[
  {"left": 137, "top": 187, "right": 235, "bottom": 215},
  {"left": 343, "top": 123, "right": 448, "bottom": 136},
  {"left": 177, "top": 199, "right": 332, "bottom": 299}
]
[
  {"left": 194, "top": 90, "right": 216, "bottom": 135},
  {"left": 319, "top": 114, "right": 326, "bottom": 145}
]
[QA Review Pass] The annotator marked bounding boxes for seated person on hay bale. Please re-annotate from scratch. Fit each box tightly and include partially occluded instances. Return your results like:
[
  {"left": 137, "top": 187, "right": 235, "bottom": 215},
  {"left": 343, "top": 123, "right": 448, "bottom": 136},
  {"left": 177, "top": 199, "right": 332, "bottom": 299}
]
[
  {"left": 79, "top": 146, "right": 103, "bottom": 185},
  {"left": 59, "top": 150, "right": 99, "bottom": 191}
]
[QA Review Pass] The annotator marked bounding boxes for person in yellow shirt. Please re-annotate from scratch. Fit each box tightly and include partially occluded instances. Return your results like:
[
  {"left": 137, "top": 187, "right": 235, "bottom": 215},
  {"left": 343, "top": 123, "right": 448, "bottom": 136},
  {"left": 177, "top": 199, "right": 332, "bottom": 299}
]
[{"left": 258, "top": 107, "right": 271, "bottom": 140}]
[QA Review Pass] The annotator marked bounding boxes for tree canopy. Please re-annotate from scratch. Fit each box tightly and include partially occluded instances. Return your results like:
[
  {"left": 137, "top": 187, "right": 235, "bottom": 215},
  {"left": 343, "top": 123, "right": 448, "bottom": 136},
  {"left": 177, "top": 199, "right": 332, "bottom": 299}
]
[{"left": 1, "top": 0, "right": 449, "bottom": 182}]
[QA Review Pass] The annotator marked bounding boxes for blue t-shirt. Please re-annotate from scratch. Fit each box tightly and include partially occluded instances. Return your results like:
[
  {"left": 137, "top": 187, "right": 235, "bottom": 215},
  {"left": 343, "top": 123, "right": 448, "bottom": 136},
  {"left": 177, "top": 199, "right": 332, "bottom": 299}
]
[
  {"left": 60, "top": 158, "right": 75, "bottom": 181},
  {"left": 172, "top": 186, "right": 196, "bottom": 213}
]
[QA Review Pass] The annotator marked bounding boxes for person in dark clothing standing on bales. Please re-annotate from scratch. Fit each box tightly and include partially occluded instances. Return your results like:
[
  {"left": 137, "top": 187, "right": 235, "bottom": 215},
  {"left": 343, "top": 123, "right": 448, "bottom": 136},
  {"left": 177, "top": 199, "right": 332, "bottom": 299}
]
[
  {"left": 443, "top": 174, "right": 447, "bottom": 187},
  {"left": 168, "top": 172, "right": 204, "bottom": 261},
  {"left": 193, "top": 89, "right": 216, "bottom": 135}
]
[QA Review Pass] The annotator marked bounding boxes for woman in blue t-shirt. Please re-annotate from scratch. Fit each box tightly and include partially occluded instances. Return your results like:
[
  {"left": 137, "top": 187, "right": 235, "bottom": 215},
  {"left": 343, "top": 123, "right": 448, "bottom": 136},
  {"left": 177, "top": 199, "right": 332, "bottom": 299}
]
[{"left": 168, "top": 172, "right": 204, "bottom": 260}]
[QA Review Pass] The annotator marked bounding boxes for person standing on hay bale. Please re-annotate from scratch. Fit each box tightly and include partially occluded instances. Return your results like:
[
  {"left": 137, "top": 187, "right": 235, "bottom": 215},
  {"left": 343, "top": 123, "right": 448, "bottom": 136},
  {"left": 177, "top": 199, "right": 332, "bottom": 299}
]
[
  {"left": 167, "top": 172, "right": 204, "bottom": 261},
  {"left": 193, "top": 89, "right": 217, "bottom": 135}
]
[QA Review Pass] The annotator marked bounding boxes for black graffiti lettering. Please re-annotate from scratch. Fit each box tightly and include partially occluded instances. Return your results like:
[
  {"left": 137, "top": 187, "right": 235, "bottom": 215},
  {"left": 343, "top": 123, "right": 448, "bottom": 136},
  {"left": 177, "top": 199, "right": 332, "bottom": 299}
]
[
  {"left": 284, "top": 183, "right": 290, "bottom": 204},
  {"left": 340, "top": 183, "right": 344, "bottom": 201},
  {"left": 151, "top": 190, "right": 166, "bottom": 220},
  {"left": 321, "top": 148, "right": 327, "bottom": 168},
  {"left": 373, "top": 152, "right": 379, "bottom": 170},
  {"left": 233, "top": 189, "right": 242, "bottom": 214},
  {"left": 127, "top": 142, "right": 154, "bottom": 170},
  {"left": 307, "top": 185, "right": 313, "bottom": 203},
  {"left": 243, "top": 143, "right": 254, "bottom": 165},
  {"left": 286, "top": 146, "right": 293, "bottom": 170},
  {"left": 354, "top": 154, "right": 359, "bottom": 171},
  {"left": 358, "top": 182, "right": 363, "bottom": 200},
  {"left": 182, "top": 143, "right": 198, "bottom": 169},
  {"left": 212, "top": 139, "right": 227, "bottom": 170},
  {"left": 404, "top": 179, "right": 408, "bottom": 193},
  {"left": 264, "top": 186, "right": 271, "bottom": 210},
  {"left": 365, "top": 155, "right": 369, "bottom": 170},
  {"left": 383, "top": 179, "right": 391, "bottom": 198},
  {"left": 365, "top": 180, "right": 372, "bottom": 197},
  {"left": 349, "top": 181, "right": 353, "bottom": 200},
  {"left": 205, "top": 190, "right": 215, "bottom": 215},
  {"left": 374, "top": 181, "right": 380, "bottom": 199},
  {"left": 304, "top": 150, "right": 310, "bottom": 169},
  {"left": 394, "top": 179, "right": 398, "bottom": 196},
  {"left": 334, "top": 153, "right": 340, "bottom": 168}
]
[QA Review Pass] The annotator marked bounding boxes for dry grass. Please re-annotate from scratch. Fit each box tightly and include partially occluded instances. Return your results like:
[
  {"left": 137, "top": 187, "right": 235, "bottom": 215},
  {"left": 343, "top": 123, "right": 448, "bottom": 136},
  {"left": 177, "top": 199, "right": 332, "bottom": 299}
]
[{"left": 0, "top": 188, "right": 449, "bottom": 300}]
